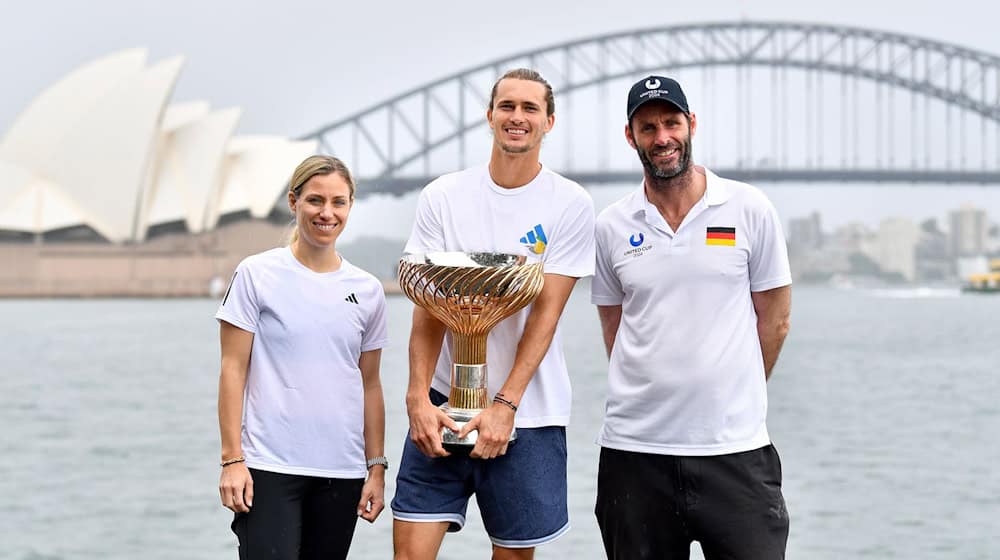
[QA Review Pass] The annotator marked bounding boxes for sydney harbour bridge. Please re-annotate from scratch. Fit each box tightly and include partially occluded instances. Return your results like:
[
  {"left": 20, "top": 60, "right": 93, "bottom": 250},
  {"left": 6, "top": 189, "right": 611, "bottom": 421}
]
[{"left": 301, "top": 21, "right": 1000, "bottom": 196}]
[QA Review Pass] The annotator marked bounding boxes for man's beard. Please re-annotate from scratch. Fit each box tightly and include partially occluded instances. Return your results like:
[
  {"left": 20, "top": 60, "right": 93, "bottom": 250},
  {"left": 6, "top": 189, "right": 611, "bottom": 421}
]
[{"left": 637, "top": 138, "right": 692, "bottom": 181}]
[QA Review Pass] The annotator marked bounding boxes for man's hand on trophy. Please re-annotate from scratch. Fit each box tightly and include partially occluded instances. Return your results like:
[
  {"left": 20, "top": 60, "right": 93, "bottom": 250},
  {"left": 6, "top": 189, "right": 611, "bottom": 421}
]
[
  {"left": 408, "top": 399, "right": 459, "bottom": 457},
  {"left": 462, "top": 404, "right": 515, "bottom": 460}
]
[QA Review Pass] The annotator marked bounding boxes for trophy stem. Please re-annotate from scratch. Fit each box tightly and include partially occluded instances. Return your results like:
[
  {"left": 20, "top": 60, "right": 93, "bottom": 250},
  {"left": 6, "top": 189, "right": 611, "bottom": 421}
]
[
  {"left": 452, "top": 332, "right": 486, "bottom": 364},
  {"left": 448, "top": 332, "right": 489, "bottom": 411}
]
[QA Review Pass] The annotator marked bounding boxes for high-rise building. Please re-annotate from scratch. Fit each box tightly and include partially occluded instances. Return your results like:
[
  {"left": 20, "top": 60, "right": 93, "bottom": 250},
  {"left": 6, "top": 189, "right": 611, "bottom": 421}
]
[
  {"left": 914, "top": 218, "right": 952, "bottom": 281},
  {"left": 877, "top": 218, "right": 920, "bottom": 281},
  {"left": 948, "top": 204, "right": 988, "bottom": 257}
]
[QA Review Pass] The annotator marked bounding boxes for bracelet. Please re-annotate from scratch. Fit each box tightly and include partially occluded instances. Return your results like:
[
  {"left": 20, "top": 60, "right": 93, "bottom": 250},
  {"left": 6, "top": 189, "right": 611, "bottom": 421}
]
[
  {"left": 220, "top": 455, "right": 245, "bottom": 467},
  {"left": 366, "top": 456, "right": 389, "bottom": 470},
  {"left": 493, "top": 393, "right": 518, "bottom": 412}
]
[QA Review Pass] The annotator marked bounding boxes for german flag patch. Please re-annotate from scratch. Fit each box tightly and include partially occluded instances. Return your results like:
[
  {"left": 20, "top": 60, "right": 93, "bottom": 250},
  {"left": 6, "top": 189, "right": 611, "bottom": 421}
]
[{"left": 705, "top": 226, "right": 736, "bottom": 246}]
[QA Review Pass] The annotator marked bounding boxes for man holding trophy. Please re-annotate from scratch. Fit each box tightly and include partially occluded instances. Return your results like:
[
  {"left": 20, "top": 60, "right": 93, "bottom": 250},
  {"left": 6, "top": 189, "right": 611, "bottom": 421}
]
[{"left": 391, "top": 68, "right": 595, "bottom": 560}]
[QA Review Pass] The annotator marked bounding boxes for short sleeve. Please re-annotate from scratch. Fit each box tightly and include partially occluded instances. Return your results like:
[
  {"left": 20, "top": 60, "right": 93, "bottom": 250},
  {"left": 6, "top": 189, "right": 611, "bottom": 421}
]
[
  {"left": 215, "top": 261, "right": 259, "bottom": 333},
  {"left": 542, "top": 190, "right": 596, "bottom": 278},
  {"left": 748, "top": 200, "right": 792, "bottom": 292},
  {"left": 361, "top": 283, "right": 389, "bottom": 352},
  {"left": 591, "top": 220, "right": 625, "bottom": 305},
  {"left": 404, "top": 186, "right": 445, "bottom": 254}
]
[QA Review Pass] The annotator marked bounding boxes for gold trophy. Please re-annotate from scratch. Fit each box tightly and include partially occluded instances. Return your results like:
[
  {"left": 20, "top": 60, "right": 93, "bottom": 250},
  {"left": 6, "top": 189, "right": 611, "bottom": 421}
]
[{"left": 398, "top": 252, "right": 544, "bottom": 447}]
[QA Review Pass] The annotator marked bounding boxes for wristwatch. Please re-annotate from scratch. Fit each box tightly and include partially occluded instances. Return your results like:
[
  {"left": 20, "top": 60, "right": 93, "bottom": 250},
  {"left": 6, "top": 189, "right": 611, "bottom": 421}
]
[{"left": 366, "top": 456, "right": 389, "bottom": 470}]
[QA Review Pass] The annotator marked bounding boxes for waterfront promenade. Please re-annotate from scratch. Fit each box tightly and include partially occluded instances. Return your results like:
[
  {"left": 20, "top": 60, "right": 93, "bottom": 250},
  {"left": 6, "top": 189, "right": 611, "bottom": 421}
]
[{"left": 0, "top": 219, "right": 401, "bottom": 297}]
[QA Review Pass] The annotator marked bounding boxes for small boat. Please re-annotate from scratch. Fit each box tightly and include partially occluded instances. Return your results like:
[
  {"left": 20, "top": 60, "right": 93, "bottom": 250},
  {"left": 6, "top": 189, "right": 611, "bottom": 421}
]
[{"left": 963, "top": 259, "right": 1000, "bottom": 293}]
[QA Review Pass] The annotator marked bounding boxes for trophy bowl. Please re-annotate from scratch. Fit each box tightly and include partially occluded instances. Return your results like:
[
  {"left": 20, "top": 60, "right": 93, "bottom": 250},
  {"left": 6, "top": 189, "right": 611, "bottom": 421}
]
[{"left": 398, "top": 252, "right": 545, "bottom": 447}]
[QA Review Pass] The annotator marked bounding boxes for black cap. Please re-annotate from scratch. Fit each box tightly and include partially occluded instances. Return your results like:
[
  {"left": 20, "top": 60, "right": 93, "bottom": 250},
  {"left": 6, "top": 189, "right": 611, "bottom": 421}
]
[{"left": 626, "top": 76, "right": 689, "bottom": 121}]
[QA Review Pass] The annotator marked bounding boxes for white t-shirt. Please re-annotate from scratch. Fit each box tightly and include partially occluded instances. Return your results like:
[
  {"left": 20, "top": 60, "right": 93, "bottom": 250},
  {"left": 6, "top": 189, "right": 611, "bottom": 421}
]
[
  {"left": 405, "top": 164, "right": 595, "bottom": 428},
  {"left": 215, "top": 247, "right": 389, "bottom": 478},
  {"left": 592, "top": 168, "right": 791, "bottom": 456}
]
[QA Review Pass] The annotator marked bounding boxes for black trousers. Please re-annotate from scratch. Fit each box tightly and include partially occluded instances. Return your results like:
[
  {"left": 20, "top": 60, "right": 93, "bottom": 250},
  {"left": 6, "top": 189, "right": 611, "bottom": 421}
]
[
  {"left": 231, "top": 468, "right": 365, "bottom": 560},
  {"left": 595, "top": 445, "right": 789, "bottom": 560}
]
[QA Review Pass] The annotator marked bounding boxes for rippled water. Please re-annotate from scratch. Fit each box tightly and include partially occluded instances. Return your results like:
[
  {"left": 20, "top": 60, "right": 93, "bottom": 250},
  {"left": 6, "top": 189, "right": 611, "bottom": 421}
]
[{"left": 2, "top": 285, "right": 998, "bottom": 559}]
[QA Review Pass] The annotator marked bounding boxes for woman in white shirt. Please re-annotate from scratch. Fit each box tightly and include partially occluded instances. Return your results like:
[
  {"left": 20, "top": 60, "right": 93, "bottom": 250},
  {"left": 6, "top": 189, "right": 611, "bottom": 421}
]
[{"left": 215, "top": 155, "right": 389, "bottom": 559}]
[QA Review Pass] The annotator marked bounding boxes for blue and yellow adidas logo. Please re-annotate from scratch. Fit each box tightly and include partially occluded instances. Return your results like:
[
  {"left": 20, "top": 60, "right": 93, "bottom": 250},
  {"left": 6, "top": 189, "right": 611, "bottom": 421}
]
[{"left": 520, "top": 224, "right": 548, "bottom": 254}]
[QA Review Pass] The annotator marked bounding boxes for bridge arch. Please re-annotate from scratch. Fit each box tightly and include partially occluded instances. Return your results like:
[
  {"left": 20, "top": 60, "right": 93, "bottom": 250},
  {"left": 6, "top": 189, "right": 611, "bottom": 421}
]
[{"left": 302, "top": 21, "right": 1000, "bottom": 194}]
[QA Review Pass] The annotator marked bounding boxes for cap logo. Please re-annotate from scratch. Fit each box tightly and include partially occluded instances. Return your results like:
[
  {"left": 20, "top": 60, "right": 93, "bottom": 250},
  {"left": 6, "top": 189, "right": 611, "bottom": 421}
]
[{"left": 645, "top": 78, "right": 661, "bottom": 90}]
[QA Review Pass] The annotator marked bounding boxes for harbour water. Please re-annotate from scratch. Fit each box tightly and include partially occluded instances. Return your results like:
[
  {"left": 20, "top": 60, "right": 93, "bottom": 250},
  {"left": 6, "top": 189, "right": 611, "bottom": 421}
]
[{"left": 2, "top": 285, "right": 998, "bottom": 559}]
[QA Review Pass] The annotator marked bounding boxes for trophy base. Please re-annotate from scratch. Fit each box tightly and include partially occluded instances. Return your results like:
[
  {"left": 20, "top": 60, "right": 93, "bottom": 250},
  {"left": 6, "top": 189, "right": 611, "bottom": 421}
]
[{"left": 440, "top": 404, "right": 517, "bottom": 448}]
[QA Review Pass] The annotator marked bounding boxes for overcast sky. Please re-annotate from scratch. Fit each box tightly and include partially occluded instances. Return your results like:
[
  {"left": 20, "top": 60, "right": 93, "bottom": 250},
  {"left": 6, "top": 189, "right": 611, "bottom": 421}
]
[{"left": 3, "top": 0, "right": 999, "bottom": 241}]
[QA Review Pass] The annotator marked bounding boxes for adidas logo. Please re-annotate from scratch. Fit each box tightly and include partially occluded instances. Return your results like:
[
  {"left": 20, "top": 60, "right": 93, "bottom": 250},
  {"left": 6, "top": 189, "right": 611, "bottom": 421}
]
[
  {"left": 345, "top": 293, "right": 358, "bottom": 304},
  {"left": 519, "top": 224, "right": 548, "bottom": 255}
]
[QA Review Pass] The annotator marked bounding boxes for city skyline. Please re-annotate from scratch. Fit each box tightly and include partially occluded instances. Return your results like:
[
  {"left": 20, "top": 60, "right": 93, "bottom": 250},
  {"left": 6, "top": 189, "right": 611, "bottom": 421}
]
[
  {"left": 334, "top": 182, "right": 1000, "bottom": 247},
  {"left": 783, "top": 201, "right": 997, "bottom": 235}
]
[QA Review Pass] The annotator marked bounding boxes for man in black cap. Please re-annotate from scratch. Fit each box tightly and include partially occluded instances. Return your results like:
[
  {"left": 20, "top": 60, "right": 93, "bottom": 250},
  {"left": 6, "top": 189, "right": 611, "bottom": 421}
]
[{"left": 590, "top": 75, "right": 793, "bottom": 559}]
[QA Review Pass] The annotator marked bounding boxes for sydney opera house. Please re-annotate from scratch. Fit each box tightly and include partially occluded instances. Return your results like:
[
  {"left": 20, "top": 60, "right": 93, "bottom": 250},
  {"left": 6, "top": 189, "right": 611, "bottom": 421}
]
[{"left": 0, "top": 50, "right": 317, "bottom": 296}]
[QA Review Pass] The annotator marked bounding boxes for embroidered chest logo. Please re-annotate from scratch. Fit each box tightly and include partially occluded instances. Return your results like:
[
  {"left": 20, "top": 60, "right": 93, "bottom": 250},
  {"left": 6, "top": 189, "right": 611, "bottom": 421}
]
[
  {"left": 623, "top": 232, "right": 652, "bottom": 257},
  {"left": 705, "top": 226, "right": 736, "bottom": 246},
  {"left": 345, "top": 293, "right": 359, "bottom": 304},
  {"left": 519, "top": 224, "right": 548, "bottom": 254}
]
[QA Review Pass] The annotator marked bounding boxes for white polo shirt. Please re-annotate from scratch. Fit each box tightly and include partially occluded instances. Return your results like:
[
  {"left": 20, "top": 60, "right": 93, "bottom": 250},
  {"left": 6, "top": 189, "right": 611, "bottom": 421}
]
[
  {"left": 406, "top": 164, "right": 595, "bottom": 428},
  {"left": 591, "top": 168, "right": 791, "bottom": 456},
  {"left": 216, "top": 247, "right": 389, "bottom": 478}
]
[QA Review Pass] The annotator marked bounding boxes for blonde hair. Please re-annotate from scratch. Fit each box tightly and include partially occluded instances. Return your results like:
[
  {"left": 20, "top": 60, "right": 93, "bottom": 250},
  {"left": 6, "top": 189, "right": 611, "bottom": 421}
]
[{"left": 286, "top": 155, "right": 356, "bottom": 245}]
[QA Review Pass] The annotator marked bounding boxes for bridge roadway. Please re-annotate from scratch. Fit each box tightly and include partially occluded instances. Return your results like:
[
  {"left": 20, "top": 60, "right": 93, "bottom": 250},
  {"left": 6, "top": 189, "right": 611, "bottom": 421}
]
[{"left": 359, "top": 169, "right": 1000, "bottom": 197}]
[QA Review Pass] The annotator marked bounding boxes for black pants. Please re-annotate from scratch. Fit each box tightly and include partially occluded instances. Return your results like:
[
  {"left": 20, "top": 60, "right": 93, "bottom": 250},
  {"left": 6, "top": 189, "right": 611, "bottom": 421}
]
[
  {"left": 231, "top": 468, "right": 365, "bottom": 560},
  {"left": 595, "top": 445, "right": 789, "bottom": 560}
]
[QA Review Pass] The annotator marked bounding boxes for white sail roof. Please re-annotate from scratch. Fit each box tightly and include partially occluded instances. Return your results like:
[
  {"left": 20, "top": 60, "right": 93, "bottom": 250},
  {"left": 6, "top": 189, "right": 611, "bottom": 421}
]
[
  {"left": 207, "top": 136, "right": 317, "bottom": 229},
  {"left": 0, "top": 160, "right": 88, "bottom": 232},
  {"left": 160, "top": 101, "right": 211, "bottom": 132},
  {"left": 138, "top": 107, "right": 242, "bottom": 238},
  {"left": 39, "top": 56, "right": 184, "bottom": 242},
  {"left": 0, "top": 49, "right": 147, "bottom": 171},
  {"left": 0, "top": 50, "right": 317, "bottom": 243}
]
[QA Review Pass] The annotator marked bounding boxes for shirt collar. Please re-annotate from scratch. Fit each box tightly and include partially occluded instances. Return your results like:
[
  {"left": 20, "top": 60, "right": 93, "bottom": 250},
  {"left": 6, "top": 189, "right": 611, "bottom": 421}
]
[
  {"left": 702, "top": 167, "right": 732, "bottom": 206},
  {"left": 628, "top": 166, "right": 732, "bottom": 217}
]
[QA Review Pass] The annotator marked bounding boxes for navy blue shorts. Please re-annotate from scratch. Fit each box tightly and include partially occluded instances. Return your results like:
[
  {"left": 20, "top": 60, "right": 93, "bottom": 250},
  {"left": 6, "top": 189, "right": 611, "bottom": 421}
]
[{"left": 391, "top": 390, "right": 570, "bottom": 548}]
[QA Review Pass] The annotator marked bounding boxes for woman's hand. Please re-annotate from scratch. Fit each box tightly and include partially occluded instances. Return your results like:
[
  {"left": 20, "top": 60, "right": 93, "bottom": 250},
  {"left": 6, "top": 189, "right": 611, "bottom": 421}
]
[
  {"left": 356, "top": 467, "right": 385, "bottom": 523},
  {"left": 219, "top": 462, "right": 254, "bottom": 513}
]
